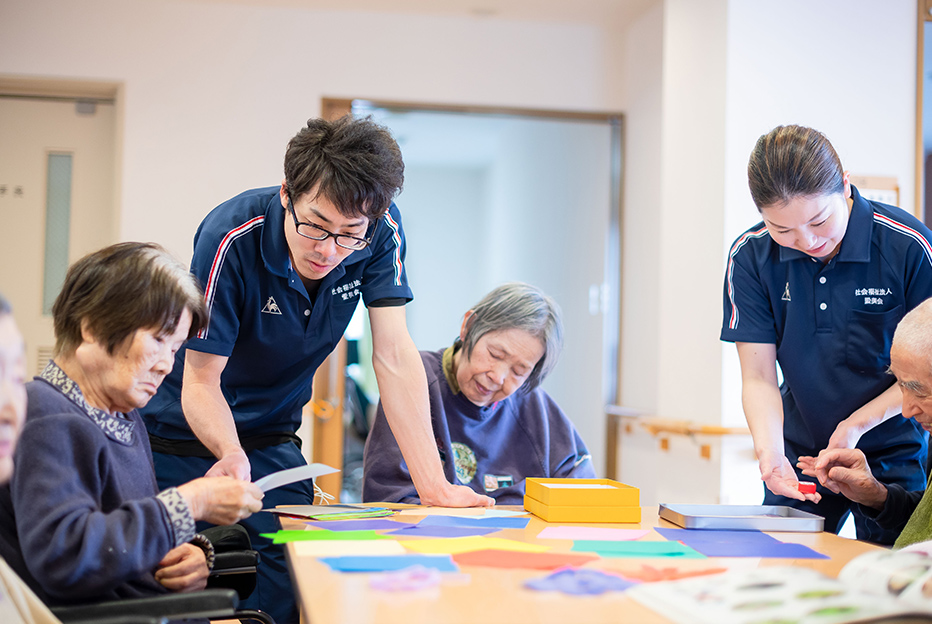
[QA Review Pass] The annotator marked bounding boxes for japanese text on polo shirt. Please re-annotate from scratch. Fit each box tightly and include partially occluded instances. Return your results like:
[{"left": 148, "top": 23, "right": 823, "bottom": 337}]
[
  {"left": 855, "top": 287, "right": 893, "bottom": 306},
  {"left": 332, "top": 279, "right": 362, "bottom": 301}
]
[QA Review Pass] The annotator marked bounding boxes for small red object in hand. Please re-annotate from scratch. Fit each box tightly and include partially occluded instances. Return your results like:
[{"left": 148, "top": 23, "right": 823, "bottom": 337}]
[{"left": 798, "top": 481, "right": 817, "bottom": 494}]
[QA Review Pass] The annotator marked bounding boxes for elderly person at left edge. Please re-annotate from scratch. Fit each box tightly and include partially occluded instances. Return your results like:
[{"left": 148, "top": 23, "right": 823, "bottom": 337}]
[
  {"left": 0, "top": 243, "right": 263, "bottom": 608},
  {"left": 0, "top": 293, "right": 61, "bottom": 624}
]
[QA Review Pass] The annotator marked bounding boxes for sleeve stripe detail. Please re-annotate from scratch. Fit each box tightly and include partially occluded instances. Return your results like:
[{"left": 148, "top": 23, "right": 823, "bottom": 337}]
[
  {"left": 197, "top": 216, "right": 265, "bottom": 340},
  {"left": 725, "top": 226, "right": 770, "bottom": 331},
  {"left": 874, "top": 213, "right": 932, "bottom": 269},
  {"left": 382, "top": 212, "right": 404, "bottom": 287}
]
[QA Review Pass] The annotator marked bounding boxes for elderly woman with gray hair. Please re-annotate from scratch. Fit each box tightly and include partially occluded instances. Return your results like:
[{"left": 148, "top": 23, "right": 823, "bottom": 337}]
[
  {"left": 0, "top": 243, "right": 263, "bottom": 607},
  {"left": 362, "top": 282, "right": 595, "bottom": 505}
]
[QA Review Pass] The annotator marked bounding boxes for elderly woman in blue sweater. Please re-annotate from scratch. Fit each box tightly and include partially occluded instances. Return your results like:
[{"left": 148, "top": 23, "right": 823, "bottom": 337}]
[
  {"left": 362, "top": 282, "right": 595, "bottom": 504},
  {"left": 0, "top": 243, "right": 263, "bottom": 607}
]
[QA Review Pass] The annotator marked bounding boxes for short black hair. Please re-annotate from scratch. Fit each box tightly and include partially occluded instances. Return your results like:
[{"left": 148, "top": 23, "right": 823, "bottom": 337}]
[{"left": 284, "top": 115, "right": 404, "bottom": 221}]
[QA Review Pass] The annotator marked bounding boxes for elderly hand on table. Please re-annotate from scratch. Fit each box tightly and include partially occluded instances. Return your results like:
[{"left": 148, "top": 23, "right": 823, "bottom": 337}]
[
  {"left": 797, "top": 448, "right": 888, "bottom": 509},
  {"left": 154, "top": 543, "right": 209, "bottom": 593}
]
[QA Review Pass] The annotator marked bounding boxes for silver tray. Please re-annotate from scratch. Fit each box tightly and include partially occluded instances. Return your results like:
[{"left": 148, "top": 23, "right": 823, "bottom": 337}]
[{"left": 658, "top": 503, "right": 824, "bottom": 532}]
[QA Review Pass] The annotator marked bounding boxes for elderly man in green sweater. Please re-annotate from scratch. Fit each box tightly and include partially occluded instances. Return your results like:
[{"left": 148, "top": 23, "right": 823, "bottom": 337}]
[{"left": 798, "top": 296, "right": 932, "bottom": 548}]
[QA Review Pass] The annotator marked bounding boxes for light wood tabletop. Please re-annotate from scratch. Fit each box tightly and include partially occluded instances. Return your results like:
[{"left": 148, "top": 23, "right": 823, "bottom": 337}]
[{"left": 282, "top": 505, "right": 883, "bottom": 624}]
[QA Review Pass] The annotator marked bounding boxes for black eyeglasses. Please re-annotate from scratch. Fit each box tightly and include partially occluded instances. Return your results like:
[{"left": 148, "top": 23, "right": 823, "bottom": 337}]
[{"left": 287, "top": 196, "right": 374, "bottom": 251}]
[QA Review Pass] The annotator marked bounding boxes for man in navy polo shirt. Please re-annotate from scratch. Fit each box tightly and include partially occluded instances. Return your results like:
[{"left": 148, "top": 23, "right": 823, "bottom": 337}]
[
  {"left": 722, "top": 125, "right": 931, "bottom": 545},
  {"left": 142, "top": 116, "right": 492, "bottom": 623}
]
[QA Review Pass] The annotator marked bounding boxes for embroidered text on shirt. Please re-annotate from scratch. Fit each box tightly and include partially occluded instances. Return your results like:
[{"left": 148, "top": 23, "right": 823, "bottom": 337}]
[
  {"left": 855, "top": 287, "right": 893, "bottom": 306},
  {"left": 332, "top": 278, "right": 362, "bottom": 302}
]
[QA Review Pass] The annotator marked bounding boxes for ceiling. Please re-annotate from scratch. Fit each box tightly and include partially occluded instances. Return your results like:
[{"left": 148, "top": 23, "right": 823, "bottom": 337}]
[{"left": 170, "top": 0, "right": 658, "bottom": 27}]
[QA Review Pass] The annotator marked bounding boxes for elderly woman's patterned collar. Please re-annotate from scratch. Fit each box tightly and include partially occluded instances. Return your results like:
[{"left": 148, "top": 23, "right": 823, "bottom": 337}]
[{"left": 38, "top": 360, "right": 135, "bottom": 445}]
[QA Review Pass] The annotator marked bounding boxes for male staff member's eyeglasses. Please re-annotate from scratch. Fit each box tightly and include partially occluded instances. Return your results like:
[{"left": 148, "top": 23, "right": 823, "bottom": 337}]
[{"left": 287, "top": 195, "right": 377, "bottom": 251}]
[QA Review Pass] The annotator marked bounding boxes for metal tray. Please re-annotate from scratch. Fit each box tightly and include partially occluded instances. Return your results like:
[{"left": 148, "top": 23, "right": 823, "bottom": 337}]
[{"left": 658, "top": 503, "right": 824, "bottom": 532}]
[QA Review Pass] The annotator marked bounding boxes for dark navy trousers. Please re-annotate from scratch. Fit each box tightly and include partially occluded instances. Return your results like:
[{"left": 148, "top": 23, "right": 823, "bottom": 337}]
[{"left": 152, "top": 441, "right": 314, "bottom": 624}]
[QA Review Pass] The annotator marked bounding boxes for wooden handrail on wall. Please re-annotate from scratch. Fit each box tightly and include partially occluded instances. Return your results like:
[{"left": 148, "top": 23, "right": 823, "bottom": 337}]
[
  {"left": 605, "top": 405, "right": 750, "bottom": 480},
  {"left": 635, "top": 417, "right": 749, "bottom": 438}
]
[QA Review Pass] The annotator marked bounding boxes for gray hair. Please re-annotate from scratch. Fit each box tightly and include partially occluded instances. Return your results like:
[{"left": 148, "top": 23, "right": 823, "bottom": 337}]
[
  {"left": 892, "top": 298, "right": 932, "bottom": 374},
  {"left": 458, "top": 282, "right": 563, "bottom": 393},
  {"left": 0, "top": 293, "right": 10, "bottom": 316}
]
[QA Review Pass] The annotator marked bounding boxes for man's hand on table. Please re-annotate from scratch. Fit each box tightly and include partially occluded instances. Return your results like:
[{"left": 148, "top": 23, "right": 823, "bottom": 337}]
[{"left": 418, "top": 482, "right": 495, "bottom": 507}]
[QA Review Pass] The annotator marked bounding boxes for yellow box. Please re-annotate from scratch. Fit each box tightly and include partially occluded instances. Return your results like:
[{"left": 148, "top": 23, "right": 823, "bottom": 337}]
[
  {"left": 524, "top": 478, "right": 639, "bottom": 507},
  {"left": 523, "top": 495, "right": 642, "bottom": 523}
]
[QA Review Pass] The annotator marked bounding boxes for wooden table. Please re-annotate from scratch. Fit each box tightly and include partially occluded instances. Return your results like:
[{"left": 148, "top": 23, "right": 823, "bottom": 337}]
[{"left": 283, "top": 505, "right": 882, "bottom": 624}]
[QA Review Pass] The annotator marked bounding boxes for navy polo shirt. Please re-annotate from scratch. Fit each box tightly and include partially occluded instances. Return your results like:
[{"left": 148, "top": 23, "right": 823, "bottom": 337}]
[
  {"left": 721, "top": 186, "right": 932, "bottom": 455},
  {"left": 142, "top": 186, "right": 413, "bottom": 440}
]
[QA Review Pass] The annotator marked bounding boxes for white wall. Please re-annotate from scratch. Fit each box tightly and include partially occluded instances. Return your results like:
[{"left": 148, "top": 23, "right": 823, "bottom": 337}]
[
  {"left": 0, "top": 0, "right": 618, "bottom": 264},
  {"left": 617, "top": 0, "right": 732, "bottom": 506},
  {"left": 619, "top": 2, "right": 663, "bottom": 416},
  {"left": 721, "top": 0, "right": 918, "bottom": 430},
  {"left": 616, "top": 0, "right": 918, "bottom": 507},
  {"left": 658, "top": 0, "right": 728, "bottom": 426},
  {"left": 617, "top": 0, "right": 667, "bottom": 500}
]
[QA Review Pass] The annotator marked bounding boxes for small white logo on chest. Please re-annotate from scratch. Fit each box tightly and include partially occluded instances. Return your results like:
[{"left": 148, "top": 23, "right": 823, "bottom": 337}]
[
  {"left": 781, "top": 282, "right": 791, "bottom": 302},
  {"left": 261, "top": 296, "right": 282, "bottom": 315}
]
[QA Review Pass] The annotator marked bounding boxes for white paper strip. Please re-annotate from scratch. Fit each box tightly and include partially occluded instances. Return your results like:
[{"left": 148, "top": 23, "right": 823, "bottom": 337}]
[{"left": 254, "top": 463, "right": 339, "bottom": 492}]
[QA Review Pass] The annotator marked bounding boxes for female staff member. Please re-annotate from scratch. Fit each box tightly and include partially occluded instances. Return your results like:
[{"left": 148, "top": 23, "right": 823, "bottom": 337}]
[
  {"left": 1, "top": 243, "right": 263, "bottom": 605},
  {"left": 721, "top": 125, "right": 932, "bottom": 544}
]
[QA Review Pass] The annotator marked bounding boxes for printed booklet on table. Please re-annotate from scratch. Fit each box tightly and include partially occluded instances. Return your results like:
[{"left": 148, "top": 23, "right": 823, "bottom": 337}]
[{"left": 627, "top": 540, "right": 932, "bottom": 623}]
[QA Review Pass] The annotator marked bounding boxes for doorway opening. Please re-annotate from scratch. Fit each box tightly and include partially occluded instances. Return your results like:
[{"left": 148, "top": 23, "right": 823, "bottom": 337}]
[{"left": 310, "top": 98, "right": 624, "bottom": 502}]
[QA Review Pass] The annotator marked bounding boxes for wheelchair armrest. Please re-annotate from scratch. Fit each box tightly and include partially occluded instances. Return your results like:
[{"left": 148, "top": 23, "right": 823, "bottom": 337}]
[
  {"left": 51, "top": 588, "right": 239, "bottom": 623},
  {"left": 69, "top": 617, "right": 165, "bottom": 624},
  {"left": 212, "top": 548, "right": 259, "bottom": 573}
]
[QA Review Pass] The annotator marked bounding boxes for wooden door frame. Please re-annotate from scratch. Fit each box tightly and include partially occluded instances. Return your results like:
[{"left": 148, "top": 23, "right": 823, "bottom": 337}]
[{"left": 917, "top": 0, "right": 932, "bottom": 219}]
